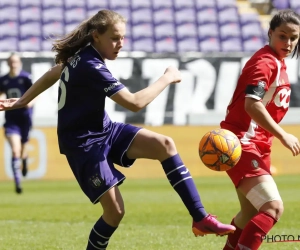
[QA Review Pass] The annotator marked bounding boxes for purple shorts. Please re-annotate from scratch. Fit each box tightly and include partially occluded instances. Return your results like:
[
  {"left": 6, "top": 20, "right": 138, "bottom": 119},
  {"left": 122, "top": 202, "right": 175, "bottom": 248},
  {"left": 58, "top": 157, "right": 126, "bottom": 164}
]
[
  {"left": 65, "top": 122, "right": 142, "bottom": 204},
  {"left": 4, "top": 120, "right": 32, "bottom": 143}
]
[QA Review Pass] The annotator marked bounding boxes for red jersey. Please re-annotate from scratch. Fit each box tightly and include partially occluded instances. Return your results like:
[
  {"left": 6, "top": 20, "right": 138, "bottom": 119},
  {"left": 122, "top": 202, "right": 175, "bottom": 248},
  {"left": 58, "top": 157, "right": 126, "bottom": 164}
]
[{"left": 221, "top": 45, "right": 291, "bottom": 154}]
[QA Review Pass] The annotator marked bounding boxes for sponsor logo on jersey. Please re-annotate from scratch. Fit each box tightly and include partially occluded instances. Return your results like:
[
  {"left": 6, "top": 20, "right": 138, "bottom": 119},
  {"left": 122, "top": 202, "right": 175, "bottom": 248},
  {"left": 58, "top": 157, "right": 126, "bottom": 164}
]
[
  {"left": 251, "top": 159, "right": 259, "bottom": 169},
  {"left": 104, "top": 82, "right": 121, "bottom": 92}
]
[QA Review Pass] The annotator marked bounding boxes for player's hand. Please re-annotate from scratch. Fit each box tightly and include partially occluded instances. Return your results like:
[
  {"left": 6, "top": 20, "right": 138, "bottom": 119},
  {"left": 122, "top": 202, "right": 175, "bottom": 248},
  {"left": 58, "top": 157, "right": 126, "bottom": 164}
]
[
  {"left": 280, "top": 133, "right": 300, "bottom": 156},
  {"left": 164, "top": 66, "right": 182, "bottom": 84},
  {"left": 0, "top": 98, "right": 20, "bottom": 111}
]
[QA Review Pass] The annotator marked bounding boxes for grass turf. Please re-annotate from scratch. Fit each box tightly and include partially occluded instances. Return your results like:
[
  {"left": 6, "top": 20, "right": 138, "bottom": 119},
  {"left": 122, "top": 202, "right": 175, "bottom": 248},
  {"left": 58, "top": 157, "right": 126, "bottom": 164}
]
[{"left": 0, "top": 175, "right": 299, "bottom": 250}]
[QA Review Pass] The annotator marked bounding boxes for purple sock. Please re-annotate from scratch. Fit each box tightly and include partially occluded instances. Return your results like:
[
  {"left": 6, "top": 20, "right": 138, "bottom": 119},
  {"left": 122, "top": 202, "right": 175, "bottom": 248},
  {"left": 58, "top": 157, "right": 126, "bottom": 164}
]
[
  {"left": 11, "top": 157, "right": 21, "bottom": 187},
  {"left": 162, "top": 154, "right": 207, "bottom": 222},
  {"left": 86, "top": 217, "right": 117, "bottom": 250}
]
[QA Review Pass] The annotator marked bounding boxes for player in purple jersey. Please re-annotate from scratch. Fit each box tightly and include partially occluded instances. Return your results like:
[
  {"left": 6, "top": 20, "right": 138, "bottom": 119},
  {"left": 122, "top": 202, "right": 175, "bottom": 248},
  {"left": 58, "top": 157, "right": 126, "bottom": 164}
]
[
  {"left": 0, "top": 10, "right": 235, "bottom": 249},
  {"left": 0, "top": 53, "right": 34, "bottom": 194}
]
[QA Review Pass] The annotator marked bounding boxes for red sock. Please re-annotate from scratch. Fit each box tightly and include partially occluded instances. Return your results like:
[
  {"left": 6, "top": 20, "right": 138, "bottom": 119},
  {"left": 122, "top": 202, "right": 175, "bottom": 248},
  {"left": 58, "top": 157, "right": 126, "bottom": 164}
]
[
  {"left": 223, "top": 218, "right": 243, "bottom": 250},
  {"left": 235, "top": 212, "right": 277, "bottom": 250}
]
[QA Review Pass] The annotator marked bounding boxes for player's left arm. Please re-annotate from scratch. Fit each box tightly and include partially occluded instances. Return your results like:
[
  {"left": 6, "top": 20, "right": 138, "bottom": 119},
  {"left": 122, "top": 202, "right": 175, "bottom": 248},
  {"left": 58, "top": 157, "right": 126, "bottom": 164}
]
[{"left": 0, "top": 64, "right": 62, "bottom": 111}]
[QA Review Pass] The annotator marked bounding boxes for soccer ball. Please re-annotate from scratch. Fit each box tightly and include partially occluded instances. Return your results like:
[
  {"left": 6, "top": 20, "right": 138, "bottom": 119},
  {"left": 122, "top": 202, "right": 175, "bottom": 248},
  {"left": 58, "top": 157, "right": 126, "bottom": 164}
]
[{"left": 198, "top": 128, "right": 242, "bottom": 171}]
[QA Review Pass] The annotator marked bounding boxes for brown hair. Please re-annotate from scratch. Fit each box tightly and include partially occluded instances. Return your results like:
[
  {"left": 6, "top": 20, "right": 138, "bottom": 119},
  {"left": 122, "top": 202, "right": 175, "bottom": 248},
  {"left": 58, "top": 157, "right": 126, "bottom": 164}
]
[
  {"left": 52, "top": 9, "right": 126, "bottom": 65},
  {"left": 269, "top": 9, "right": 300, "bottom": 58}
]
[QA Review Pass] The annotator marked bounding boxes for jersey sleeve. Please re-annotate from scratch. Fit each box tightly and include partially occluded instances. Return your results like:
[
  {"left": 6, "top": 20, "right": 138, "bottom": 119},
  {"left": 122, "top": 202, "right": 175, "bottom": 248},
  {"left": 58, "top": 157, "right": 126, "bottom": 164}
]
[
  {"left": 87, "top": 60, "right": 125, "bottom": 97},
  {"left": 243, "top": 55, "right": 278, "bottom": 100}
]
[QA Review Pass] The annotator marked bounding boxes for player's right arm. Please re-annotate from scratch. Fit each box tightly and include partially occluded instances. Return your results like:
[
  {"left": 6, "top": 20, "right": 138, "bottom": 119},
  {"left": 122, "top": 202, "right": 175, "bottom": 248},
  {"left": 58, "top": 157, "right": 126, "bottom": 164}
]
[
  {"left": 0, "top": 64, "right": 62, "bottom": 111},
  {"left": 110, "top": 66, "right": 181, "bottom": 112},
  {"left": 243, "top": 56, "right": 300, "bottom": 156}
]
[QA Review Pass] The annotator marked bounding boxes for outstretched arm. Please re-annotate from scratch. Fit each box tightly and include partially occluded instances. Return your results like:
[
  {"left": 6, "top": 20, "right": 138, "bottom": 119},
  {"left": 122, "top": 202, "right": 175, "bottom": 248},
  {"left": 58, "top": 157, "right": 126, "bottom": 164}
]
[{"left": 0, "top": 64, "right": 62, "bottom": 111}]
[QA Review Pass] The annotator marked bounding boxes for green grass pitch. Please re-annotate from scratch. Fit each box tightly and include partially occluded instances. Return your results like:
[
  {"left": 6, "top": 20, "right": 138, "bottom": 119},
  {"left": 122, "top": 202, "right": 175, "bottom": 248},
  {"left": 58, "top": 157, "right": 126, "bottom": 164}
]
[{"left": 0, "top": 175, "right": 299, "bottom": 250}]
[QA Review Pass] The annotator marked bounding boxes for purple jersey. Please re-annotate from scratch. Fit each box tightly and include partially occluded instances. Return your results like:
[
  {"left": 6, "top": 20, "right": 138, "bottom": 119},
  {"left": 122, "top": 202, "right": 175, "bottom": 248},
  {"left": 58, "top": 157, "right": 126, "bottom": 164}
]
[
  {"left": 0, "top": 70, "right": 33, "bottom": 121},
  {"left": 57, "top": 45, "right": 125, "bottom": 154}
]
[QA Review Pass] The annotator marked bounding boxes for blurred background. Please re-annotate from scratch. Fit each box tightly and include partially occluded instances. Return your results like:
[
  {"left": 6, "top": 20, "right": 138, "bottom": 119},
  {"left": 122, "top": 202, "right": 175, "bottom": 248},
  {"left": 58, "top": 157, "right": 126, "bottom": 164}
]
[{"left": 0, "top": 0, "right": 300, "bottom": 181}]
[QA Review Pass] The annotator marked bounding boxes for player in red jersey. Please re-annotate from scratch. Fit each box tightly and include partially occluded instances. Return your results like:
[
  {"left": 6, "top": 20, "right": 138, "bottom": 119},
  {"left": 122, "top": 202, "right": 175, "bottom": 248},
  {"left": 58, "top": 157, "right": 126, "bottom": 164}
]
[{"left": 221, "top": 9, "right": 300, "bottom": 250}]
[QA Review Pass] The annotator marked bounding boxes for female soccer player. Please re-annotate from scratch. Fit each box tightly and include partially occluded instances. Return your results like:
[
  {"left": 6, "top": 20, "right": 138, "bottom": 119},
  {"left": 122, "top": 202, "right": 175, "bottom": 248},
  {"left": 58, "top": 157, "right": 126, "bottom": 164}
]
[
  {"left": 221, "top": 9, "right": 300, "bottom": 250},
  {"left": 0, "top": 53, "right": 34, "bottom": 193},
  {"left": 0, "top": 10, "right": 235, "bottom": 249}
]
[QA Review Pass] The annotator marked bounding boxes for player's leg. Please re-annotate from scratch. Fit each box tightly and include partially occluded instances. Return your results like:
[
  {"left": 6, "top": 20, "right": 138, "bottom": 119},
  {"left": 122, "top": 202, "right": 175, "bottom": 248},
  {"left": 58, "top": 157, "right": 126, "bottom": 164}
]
[
  {"left": 65, "top": 150, "right": 126, "bottom": 250},
  {"left": 5, "top": 132, "right": 22, "bottom": 193},
  {"left": 20, "top": 125, "right": 31, "bottom": 177},
  {"left": 235, "top": 175, "right": 283, "bottom": 250},
  {"left": 87, "top": 186, "right": 124, "bottom": 250},
  {"left": 20, "top": 142, "right": 29, "bottom": 177},
  {"left": 122, "top": 128, "right": 235, "bottom": 236},
  {"left": 223, "top": 189, "right": 257, "bottom": 250}
]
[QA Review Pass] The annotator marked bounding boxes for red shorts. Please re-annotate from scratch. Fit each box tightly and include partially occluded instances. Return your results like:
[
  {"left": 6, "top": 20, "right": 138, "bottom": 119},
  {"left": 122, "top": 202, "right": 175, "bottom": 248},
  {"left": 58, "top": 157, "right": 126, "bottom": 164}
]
[{"left": 226, "top": 150, "right": 271, "bottom": 188}]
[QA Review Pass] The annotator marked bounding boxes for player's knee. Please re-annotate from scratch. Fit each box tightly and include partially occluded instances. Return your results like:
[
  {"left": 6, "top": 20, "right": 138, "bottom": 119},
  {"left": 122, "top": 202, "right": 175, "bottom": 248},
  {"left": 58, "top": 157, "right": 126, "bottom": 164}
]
[
  {"left": 260, "top": 200, "right": 284, "bottom": 220},
  {"left": 158, "top": 136, "right": 177, "bottom": 156},
  {"left": 11, "top": 149, "right": 21, "bottom": 158},
  {"left": 104, "top": 206, "right": 125, "bottom": 225}
]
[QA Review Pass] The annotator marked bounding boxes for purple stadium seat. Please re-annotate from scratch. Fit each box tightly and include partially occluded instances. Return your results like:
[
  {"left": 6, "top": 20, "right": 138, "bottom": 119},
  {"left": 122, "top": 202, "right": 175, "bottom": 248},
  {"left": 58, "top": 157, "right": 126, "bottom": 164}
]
[
  {"left": 221, "top": 37, "right": 243, "bottom": 52},
  {"left": 153, "top": 8, "right": 174, "bottom": 24},
  {"left": 131, "top": 0, "right": 151, "bottom": 10},
  {"left": 65, "top": 22, "right": 80, "bottom": 34},
  {"left": 111, "top": 7, "right": 131, "bottom": 20},
  {"left": 20, "top": 0, "right": 41, "bottom": 7},
  {"left": 41, "top": 39, "right": 53, "bottom": 51},
  {"left": 65, "top": 0, "right": 85, "bottom": 8},
  {"left": 176, "top": 23, "right": 198, "bottom": 39},
  {"left": 131, "top": 8, "right": 153, "bottom": 24},
  {"left": 19, "top": 21, "right": 42, "bottom": 38},
  {"left": 42, "top": 7, "right": 64, "bottom": 22},
  {"left": 42, "top": 21, "right": 64, "bottom": 38},
  {"left": 174, "top": 0, "right": 195, "bottom": 9},
  {"left": 243, "top": 36, "right": 265, "bottom": 52},
  {"left": 216, "top": 0, "right": 237, "bottom": 10},
  {"left": 42, "top": 0, "right": 63, "bottom": 8},
  {"left": 19, "top": 37, "right": 41, "bottom": 51},
  {"left": 20, "top": 7, "right": 42, "bottom": 22},
  {"left": 126, "top": 22, "right": 132, "bottom": 37},
  {"left": 272, "top": 0, "right": 289, "bottom": 9},
  {"left": 155, "top": 37, "right": 177, "bottom": 52},
  {"left": 86, "top": 0, "right": 109, "bottom": 10},
  {"left": 239, "top": 12, "right": 260, "bottom": 26},
  {"left": 174, "top": 8, "right": 196, "bottom": 24},
  {"left": 122, "top": 37, "right": 132, "bottom": 51},
  {"left": 132, "top": 23, "right": 154, "bottom": 39},
  {"left": 195, "top": 0, "right": 216, "bottom": 10},
  {"left": 241, "top": 22, "right": 263, "bottom": 40},
  {"left": 199, "top": 37, "right": 221, "bottom": 52},
  {"left": 290, "top": 0, "right": 300, "bottom": 9},
  {"left": 197, "top": 8, "right": 218, "bottom": 24},
  {"left": 198, "top": 23, "right": 219, "bottom": 39},
  {"left": 0, "top": 0, "right": 18, "bottom": 7},
  {"left": 0, "top": 6, "right": 18, "bottom": 22},
  {"left": 0, "top": 21, "right": 18, "bottom": 37},
  {"left": 0, "top": 37, "right": 18, "bottom": 51},
  {"left": 87, "top": 9, "right": 98, "bottom": 17},
  {"left": 132, "top": 37, "right": 155, "bottom": 52},
  {"left": 154, "top": 22, "right": 176, "bottom": 40},
  {"left": 64, "top": 7, "right": 86, "bottom": 24},
  {"left": 152, "top": 0, "right": 173, "bottom": 10},
  {"left": 219, "top": 22, "right": 241, "bottom": 39},
  {"left": 109, "top": 0, "right": 130, "bottom": 9},
  {"left": 177, "top": 37, "right": 199, "bottom": 52},
  {"left": 218, "top": 7, "right": 239, "bottom": 24}
]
